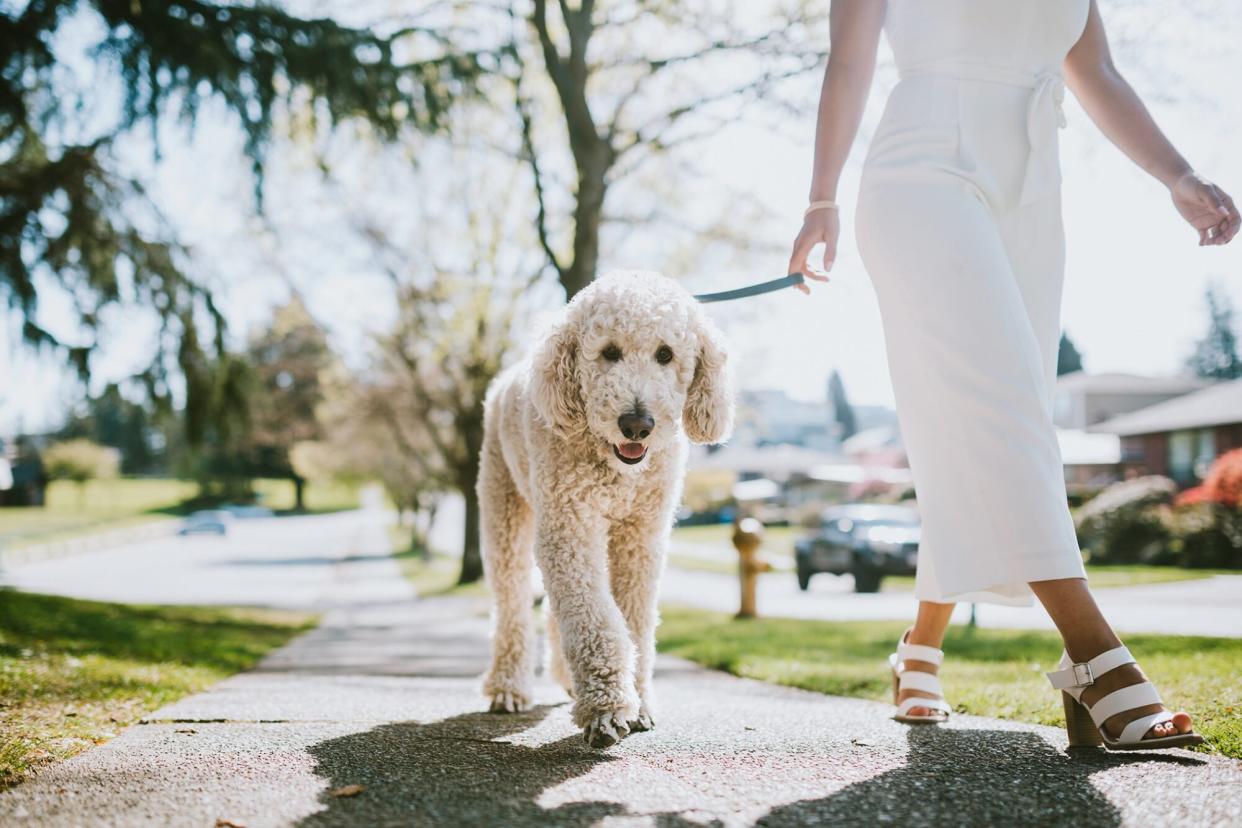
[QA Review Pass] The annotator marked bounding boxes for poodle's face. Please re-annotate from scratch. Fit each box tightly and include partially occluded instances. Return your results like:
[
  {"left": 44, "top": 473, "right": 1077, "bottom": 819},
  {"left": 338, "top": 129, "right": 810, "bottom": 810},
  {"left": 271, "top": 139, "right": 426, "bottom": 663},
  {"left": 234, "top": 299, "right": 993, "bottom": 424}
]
[{"left": 531, "top": 271, "right": 734, "bottom": 472}]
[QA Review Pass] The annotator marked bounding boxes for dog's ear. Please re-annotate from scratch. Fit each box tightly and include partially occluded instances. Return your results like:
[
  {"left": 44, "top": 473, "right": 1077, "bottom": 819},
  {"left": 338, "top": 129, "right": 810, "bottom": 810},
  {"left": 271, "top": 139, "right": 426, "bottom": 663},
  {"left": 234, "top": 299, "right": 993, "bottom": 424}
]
[
  {"left": 683, "top": 306, "right": 734, "bottom": 444},
  {"left": 530, "top": 317, "right": 584, "bottom": 438}
]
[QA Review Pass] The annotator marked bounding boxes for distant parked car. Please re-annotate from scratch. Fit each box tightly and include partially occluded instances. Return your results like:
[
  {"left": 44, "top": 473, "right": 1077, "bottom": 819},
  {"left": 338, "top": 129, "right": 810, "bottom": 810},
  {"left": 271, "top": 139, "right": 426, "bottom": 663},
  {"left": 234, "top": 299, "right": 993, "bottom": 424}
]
[
  {"left": 794, "top": 504, "right": 921, "bottom": 593},
  {"left": 177, "top": 510, "right": 232, "bottom": 536}
]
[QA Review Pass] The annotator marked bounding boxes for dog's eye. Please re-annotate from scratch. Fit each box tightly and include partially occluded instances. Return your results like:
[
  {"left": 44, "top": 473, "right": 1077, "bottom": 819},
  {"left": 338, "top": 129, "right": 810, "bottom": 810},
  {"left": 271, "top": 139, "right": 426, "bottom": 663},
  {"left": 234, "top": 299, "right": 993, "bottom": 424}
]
[
  {"left": 602, "top": 344, "right": 622, "bottom": 362},
  {"left": 655, "top": 345, "right": 674, "bottom": 365}
]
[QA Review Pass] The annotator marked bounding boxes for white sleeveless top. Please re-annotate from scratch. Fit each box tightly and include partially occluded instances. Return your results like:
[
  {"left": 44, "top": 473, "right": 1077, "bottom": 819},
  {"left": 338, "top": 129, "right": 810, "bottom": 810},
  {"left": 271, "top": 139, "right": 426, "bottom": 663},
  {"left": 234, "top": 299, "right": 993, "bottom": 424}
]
[{"left": 864, "top": 0, "right": 1091, "bottom": 208}]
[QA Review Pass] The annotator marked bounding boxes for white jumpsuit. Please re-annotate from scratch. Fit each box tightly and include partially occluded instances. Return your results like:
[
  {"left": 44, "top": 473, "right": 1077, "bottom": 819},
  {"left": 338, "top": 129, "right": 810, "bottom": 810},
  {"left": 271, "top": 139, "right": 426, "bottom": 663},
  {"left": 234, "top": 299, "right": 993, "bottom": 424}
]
[{"left": 856, "top": 0, "right": 1091, "bottom": 606}]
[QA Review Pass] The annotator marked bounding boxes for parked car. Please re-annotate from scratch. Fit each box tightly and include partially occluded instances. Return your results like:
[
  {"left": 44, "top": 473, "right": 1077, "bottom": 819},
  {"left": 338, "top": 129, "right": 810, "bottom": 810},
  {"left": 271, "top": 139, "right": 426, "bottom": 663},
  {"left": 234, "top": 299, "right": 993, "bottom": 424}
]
[
  {"left": 794, "top": 504, "right": 920, "bottom": 593},
  {"left": 177, "top": 510, "right": 233, "bottom": 536}
]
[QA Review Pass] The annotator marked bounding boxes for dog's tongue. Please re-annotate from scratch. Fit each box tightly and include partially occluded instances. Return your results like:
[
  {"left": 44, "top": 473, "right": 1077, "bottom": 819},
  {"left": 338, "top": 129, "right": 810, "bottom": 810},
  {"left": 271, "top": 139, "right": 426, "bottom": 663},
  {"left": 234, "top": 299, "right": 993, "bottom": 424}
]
[{"left": 617, "top": 442, "right": 646, "bottom": 459}]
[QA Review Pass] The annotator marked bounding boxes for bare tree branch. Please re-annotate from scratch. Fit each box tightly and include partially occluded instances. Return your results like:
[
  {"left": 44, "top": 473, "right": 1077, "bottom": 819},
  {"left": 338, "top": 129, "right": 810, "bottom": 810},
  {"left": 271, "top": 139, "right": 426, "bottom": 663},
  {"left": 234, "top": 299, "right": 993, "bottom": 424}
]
[{"left": 515, "top": 74, "right": 565, "bottom": 280}]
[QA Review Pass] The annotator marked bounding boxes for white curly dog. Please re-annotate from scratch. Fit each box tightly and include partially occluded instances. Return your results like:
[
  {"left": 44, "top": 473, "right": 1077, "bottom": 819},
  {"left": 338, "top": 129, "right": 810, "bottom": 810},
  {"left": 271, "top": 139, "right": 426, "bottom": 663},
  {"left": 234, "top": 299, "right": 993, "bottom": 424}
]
[{"left": 477, "top": 270, "right": 734, "bottom": 747}]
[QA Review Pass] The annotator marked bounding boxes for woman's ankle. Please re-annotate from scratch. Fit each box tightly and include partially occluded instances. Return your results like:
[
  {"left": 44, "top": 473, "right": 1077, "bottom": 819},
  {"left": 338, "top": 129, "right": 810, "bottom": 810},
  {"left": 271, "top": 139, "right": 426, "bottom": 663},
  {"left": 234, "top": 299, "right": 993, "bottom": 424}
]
[
  {"left": 1062, "top": 631, "right": 1123, "bottom": 664},
  {"left": 905, "top": 625, "right": 947, "bottom": 649},
  {"left": 907, "top": 601, "right": 954, "bottom": 649}
]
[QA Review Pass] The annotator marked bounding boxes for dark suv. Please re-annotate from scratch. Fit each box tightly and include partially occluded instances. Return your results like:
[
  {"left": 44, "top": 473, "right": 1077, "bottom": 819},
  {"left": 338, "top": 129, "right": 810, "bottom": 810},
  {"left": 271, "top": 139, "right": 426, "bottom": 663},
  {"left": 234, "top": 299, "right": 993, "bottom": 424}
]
[{"left": 794, "top": 504, "right": 920, "bottom": 593}]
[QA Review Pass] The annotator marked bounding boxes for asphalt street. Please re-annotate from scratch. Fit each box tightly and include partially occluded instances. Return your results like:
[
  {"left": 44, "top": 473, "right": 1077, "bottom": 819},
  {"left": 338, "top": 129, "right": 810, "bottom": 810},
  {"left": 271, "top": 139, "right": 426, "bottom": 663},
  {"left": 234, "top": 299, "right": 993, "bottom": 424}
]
[
  {"left": 431, "top": 493, "right": 1242, "bottom": 637},
  {"left": 660, "top": 554, "right": 1242, "bottom": 637}
]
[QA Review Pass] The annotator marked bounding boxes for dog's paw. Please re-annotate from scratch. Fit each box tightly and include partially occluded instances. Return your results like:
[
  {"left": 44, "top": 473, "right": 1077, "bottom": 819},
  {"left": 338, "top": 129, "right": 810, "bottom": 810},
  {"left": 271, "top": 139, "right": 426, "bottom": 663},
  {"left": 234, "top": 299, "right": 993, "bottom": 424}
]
[
  {"left": 628, "top": 705, "right": 655, "bottom": 733},
  {"left": 487, "top": 689, "right": 531, "bottom": 714},
  {"left": 583, "top": 710, "right": 631, "bottom": 748}
]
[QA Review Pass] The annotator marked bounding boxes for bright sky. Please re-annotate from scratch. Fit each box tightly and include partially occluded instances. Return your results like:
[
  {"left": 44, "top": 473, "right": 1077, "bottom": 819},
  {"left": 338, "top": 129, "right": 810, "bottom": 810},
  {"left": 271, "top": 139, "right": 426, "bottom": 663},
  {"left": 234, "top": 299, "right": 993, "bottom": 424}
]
[{"left": 2, "top": 1, "right": 1240, "bottom": 433}]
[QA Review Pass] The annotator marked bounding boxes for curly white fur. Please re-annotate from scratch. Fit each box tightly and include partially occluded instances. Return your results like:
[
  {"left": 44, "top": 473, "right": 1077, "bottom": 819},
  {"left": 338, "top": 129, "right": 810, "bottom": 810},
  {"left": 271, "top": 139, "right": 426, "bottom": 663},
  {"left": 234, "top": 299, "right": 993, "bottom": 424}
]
[{"left": 477, "top": 270, "right": 733, "bottom": 747}]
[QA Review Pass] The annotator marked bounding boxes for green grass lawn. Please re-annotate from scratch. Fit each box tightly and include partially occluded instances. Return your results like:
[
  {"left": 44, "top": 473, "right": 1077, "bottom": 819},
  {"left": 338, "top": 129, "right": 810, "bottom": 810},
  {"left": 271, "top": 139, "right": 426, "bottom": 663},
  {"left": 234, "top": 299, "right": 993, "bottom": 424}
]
[
  {"left": 0, "top": 479, "right": 198, "bottom": 549},
  {"left": 670, "top": 524, "right": 1232, "bottom": 588},
  {"left": 0, "top": 590, "right": 316, "bottom": 790},
  {"left": 658, "top": 606, "right": 1242, "bottom": 758},
  {"left": 0, "top": 478, "right": 362, "bottom": 550},
  {"left": 251, "top": 478, "right": 363, "bottom": 514}
]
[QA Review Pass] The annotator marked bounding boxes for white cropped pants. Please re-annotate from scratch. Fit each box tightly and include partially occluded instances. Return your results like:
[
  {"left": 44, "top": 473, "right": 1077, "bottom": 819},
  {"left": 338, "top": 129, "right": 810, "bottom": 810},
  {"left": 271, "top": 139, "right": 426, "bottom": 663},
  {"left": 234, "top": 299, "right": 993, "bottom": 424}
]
[{"left": 856, "top": 74, "right": 1086, "bottom": 606}]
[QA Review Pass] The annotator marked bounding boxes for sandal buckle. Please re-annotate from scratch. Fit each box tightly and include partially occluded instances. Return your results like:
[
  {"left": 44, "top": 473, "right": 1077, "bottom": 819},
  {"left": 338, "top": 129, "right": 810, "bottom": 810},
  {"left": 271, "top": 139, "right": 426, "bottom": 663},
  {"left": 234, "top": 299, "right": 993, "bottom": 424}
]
[{"left": 1071, "top": 662, "right": 1094, "bottom": 687}]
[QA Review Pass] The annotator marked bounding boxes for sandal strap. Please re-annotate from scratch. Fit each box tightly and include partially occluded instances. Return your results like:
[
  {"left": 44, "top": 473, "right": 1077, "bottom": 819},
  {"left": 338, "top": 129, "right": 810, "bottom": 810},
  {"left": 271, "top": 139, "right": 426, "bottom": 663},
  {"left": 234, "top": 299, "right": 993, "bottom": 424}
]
[
  {"left": 896, "top": 641, "right": 944, "bottom": 666},
  {"left": 1087, "top": 681, "right": 1163, "bottom": 727},
  {"left": 896, "top": 696, "right": 951, "bottom": 716},
  {"left": 1046, "top": 645, "right": 1135, "bottom": 690},
  {"left": 898, "top": 670, "right": 944, "bottom": 696},
  {"left": 1119, "top": 711, "right": 1174, "bottom": 744}
]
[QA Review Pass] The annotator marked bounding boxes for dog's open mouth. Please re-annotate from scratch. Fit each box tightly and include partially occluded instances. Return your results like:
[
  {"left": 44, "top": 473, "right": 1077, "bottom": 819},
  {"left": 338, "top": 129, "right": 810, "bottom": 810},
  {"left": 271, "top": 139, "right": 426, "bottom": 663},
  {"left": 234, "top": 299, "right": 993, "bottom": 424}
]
[{"left": 613, "top": 442, "right": 648, "bottom": 465}]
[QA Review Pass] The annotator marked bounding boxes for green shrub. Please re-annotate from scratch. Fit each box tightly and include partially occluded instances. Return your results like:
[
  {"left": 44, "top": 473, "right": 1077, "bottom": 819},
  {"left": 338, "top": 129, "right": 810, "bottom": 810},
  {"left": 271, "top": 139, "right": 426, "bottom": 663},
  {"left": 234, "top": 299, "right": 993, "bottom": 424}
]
[
  {"left": 1075, "top": 476, "right": 1176, "bottom": 564},
  {"left": 1166, "top": 503, "right": 1242, "bottom": 569},
  {"left": 42, "top": 439, "right": 120, "bottom": 485}
]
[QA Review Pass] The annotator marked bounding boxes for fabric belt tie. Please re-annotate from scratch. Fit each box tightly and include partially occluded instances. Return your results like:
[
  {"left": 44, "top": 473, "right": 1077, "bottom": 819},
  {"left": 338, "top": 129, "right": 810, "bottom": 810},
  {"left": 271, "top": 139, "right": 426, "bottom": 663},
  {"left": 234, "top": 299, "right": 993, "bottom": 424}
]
[
  {"left": 1023, "top": 73, "right": 1067, "bottom": 205},
  {"left": 898, "top": 61, "right": 1067, "bottom": 206}
]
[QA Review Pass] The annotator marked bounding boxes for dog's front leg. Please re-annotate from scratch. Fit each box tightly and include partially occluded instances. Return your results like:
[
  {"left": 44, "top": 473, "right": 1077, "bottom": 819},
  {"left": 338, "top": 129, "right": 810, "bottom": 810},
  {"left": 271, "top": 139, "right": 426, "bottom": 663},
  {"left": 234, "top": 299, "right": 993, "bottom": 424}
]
[
  {"left": 608, "top": 516, "right": 665, "bottom": 733},
  {"left": 535, "top": 514, "right": 640, "bottom": 748}
]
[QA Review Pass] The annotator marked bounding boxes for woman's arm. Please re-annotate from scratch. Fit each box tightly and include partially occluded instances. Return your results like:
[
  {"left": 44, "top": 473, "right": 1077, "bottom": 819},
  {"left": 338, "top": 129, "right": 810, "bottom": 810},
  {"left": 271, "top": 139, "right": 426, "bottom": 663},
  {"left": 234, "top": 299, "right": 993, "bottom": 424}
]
[
  {"left": 788, "top": 0, "right": 886, "bottom": 292},
  {"left": 1064, "top": 0, "right": 1239, "bottom": 246}
]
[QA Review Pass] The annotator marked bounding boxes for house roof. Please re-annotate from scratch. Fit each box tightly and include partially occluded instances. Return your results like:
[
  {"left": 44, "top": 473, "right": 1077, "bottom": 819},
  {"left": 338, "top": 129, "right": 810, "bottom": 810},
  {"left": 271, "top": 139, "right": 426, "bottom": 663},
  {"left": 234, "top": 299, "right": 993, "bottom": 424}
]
[
  {"left": 1055, "top": 371, "right": 1208, "bottom": 396},
  {"left": 1090, "top": 378, "right": 1242, "bottom": 436}
]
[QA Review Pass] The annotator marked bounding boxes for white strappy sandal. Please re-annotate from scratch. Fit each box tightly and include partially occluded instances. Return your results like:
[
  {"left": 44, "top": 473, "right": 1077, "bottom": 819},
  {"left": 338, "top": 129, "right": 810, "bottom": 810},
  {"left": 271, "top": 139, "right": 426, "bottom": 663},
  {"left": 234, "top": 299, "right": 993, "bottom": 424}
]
[
  {"left": 1046, "top": 645, "right": 1203, "bottom": 751},
  {"left": 889, "top": 632, "right": 951, "bottom": 723}
]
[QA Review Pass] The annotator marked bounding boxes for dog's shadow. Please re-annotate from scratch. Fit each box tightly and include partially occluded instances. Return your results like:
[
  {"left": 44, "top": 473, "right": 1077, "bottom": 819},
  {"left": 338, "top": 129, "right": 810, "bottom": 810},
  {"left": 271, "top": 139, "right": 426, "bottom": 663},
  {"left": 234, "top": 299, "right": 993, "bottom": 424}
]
[{"left": 298, "top": 705, "right": 706, "bottom": 827}]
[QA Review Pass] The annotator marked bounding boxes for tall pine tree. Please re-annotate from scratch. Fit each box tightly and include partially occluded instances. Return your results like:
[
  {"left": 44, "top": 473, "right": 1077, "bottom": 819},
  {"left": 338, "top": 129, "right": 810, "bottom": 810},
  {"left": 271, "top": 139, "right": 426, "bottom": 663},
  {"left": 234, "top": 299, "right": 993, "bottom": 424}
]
[
  {"left": 1057, "top": 331, "right": 1084, "bottom": 376},
  {"left": 827, "top": 370, "right": 857, "bottom": 441},
  {"left": 1186, "top": 282, "right": 1242, "bottom": 380}
]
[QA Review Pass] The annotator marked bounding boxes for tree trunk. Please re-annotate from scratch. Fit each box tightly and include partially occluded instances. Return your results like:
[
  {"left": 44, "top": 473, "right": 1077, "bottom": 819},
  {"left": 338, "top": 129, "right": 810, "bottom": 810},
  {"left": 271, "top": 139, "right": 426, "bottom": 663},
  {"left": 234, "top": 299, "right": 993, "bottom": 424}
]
[
  {"left": 292, "top": 474, "right": 306, "bottom": 512},
  {"left": 562, "top": 147, "right": 609, "bottom": 299},
  {"left": 458, "top": 484, "right": 483, "bottom": 584},
  {"left": 421, "top": 501, "right": 438, "bottom": 563}
]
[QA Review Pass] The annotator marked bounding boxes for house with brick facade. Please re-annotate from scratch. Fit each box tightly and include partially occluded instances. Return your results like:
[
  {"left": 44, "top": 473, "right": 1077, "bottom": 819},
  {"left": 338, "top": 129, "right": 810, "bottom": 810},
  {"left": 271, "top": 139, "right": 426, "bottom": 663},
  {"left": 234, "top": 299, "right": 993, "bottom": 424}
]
[{"left": 1091, "top": 378, "right": 1242, "bottom": 485}]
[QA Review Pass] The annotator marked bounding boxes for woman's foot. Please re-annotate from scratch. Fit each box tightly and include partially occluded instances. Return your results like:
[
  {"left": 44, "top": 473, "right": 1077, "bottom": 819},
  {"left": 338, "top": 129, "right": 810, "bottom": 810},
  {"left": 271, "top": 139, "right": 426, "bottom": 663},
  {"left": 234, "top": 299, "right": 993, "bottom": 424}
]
[
  {"left": 891, "top": 629, "right": 951, "bottom": 722},
  {"left": 1031, "top": 578, "right": 1198, "bottom": 747},
  {"left": 896, "top": 654, "right": 942, "bottom": 718},
  {"left": 1075, "top": 659, "right": 1194, "bottom": 741},
  {"left": 1049, "top": 644, "right": 1202, "bottom": 750}
]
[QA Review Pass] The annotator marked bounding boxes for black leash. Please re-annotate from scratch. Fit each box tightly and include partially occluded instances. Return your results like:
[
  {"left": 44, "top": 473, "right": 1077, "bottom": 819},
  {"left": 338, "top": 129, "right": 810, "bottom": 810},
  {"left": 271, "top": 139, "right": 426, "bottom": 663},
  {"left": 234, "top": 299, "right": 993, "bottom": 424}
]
[{"left": 693, "top": 272, "right": 805, "bottom": 303}]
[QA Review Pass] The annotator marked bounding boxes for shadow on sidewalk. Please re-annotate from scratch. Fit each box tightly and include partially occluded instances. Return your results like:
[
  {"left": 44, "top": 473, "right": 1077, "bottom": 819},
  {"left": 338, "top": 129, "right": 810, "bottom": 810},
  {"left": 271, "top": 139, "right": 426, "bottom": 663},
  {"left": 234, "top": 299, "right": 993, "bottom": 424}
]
[
  {"left": 757, "top": 726, "right": 1205, "bottom": 827},
  {"left": 299, "top": 705, "right": 707, "bottom": 827}
]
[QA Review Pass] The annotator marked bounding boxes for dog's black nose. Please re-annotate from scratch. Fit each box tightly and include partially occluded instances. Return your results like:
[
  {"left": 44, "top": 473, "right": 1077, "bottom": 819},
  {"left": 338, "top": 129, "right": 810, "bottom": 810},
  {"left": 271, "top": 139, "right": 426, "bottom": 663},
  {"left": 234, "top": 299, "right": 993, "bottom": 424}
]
[{"left": 618, "top": 411, "right": 654, "bottom": 441}]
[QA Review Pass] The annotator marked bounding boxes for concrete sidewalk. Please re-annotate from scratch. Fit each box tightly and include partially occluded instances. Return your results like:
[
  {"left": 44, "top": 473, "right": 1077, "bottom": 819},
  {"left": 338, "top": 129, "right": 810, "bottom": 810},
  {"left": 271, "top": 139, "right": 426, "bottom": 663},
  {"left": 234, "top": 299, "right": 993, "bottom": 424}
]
[{"left": 5, "top": 551, "right": 1241, "bottom": 828}]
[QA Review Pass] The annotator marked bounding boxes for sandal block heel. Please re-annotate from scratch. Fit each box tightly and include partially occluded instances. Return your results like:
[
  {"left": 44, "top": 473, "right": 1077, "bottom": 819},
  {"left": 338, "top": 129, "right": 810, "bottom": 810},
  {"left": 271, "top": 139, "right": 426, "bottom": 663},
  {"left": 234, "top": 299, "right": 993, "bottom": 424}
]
[{"left": 1062, "top": 691, "right": 1103, "bottom": 748}]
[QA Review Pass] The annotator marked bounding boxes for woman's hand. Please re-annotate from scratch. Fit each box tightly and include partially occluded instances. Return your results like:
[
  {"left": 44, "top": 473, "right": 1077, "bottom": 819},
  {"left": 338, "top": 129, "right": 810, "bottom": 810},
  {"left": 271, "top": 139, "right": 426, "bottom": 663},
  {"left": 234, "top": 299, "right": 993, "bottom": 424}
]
[
  {"left": 787, "top": 208, "right": 840, "bottom": 294},
  {"left": 1171, "top": 172, "right": 1239, "bottom": 246}
]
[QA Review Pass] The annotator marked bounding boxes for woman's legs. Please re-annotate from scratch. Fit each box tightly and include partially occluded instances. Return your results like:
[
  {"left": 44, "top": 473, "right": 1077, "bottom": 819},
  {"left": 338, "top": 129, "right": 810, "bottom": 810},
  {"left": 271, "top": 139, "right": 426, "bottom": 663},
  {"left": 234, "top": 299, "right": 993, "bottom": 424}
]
[
  {"left": 885, "top": 495, "right": 1196, "bottom": 731},
  {"left": 898, "top": 601, "right": 955, "bottom": 717},
  {"left": 902, "top": 584, "right": 1192, "bottom": 737},
  {"left": 1030, "top": 577, "right": 1192, "bottom": 738}
]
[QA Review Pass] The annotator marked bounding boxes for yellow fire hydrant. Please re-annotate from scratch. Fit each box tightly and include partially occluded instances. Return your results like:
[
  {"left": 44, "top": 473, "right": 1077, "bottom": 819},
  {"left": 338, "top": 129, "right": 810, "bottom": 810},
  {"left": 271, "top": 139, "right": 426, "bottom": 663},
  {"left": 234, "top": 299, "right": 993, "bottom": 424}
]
[{"left": 732, "top": 517, "right": 771, "bottom": 619}]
